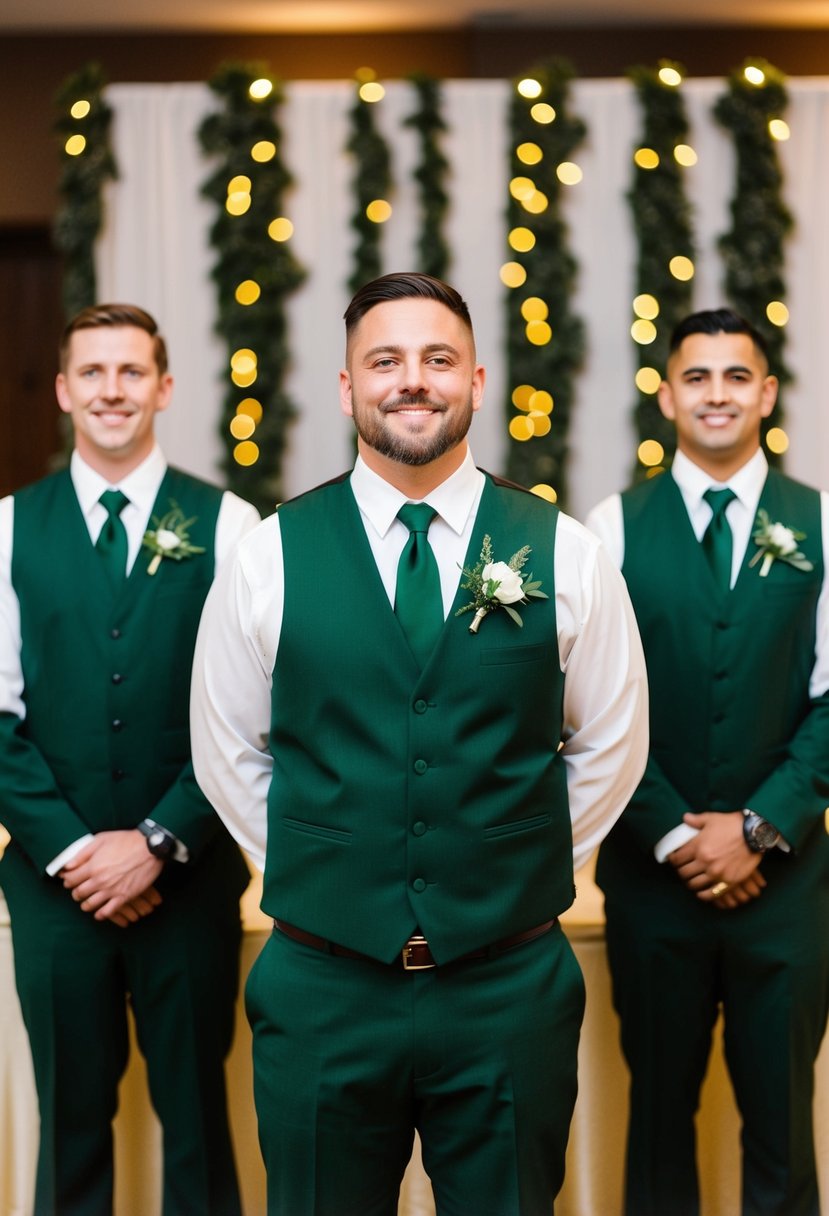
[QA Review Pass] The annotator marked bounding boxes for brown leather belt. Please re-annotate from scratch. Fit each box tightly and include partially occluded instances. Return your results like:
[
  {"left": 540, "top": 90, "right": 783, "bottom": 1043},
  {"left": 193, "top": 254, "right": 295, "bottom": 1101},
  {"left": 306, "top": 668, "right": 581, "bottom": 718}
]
[{"left": 273, "top": 918, "right": 557, "bottom": 971}]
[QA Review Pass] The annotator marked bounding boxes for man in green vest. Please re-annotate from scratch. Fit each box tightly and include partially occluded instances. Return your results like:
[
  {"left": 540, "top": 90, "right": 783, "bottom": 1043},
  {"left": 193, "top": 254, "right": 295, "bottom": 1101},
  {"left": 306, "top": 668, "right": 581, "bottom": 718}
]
[
  {"left": 0, "top": 303, "right": 259, "bottom": 1215},
  {"left": 586, "top": 308, "right": 829, "bottom": 1216},
  {"left": 191, "top": 271, "right": 649, "bottom": 1215}
]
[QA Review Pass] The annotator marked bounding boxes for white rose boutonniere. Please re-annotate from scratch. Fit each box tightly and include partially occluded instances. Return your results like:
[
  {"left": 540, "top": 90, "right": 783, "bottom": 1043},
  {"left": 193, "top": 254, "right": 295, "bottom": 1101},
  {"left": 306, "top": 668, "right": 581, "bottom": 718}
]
[
  {"left": 749, "top": 508, "right": 814, "bottom": 578},
  {"left": 456, "top": 535, "right": 548, "bottom": 634},
  {"left": 142, "top": 501, "right": 206, "bottom": 575}
]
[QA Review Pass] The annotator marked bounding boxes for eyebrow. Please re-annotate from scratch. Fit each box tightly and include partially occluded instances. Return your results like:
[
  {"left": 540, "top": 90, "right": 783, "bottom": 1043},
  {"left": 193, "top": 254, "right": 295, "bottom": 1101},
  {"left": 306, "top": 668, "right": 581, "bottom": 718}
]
[
  {"left": 680, "top": 364, "right": 753, "bottom": 377},
  {"left": 362, "top": 342, "right": 461, "bottom": 359}
]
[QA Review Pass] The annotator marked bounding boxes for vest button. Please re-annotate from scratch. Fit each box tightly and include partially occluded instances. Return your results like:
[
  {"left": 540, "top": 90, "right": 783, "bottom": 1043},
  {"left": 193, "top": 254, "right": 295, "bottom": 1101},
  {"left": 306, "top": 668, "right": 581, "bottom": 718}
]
[
  {"left": 111, "top": 673, "right": 124, "bottom": 684},
  {"left": 412, "top": 878, "right": 427, "bottom": 893},
  {"left": 413, "top": 699, "right": 428, "bottom": 714},
  {"left": 412, "top": 821, "right": 427, "bottom": 837},
  {"left": 110, "top": 628, "right": 122, "bottom": 640},
  {"left": 112, "top": 719, "right": 123, "bottom": 731},
  {"left": 413, "top": 759, "right": 428, "bottom": 775},
  {"left": 112, "top": 769, "right": 126, "bottom": 781}
]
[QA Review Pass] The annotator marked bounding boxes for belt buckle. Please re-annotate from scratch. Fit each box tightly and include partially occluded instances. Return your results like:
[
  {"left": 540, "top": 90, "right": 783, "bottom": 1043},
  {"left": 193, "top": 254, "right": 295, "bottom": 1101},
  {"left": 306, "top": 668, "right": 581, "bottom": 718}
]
[{"left": 402, "top": 934, "right": 435, "bottom": 971}]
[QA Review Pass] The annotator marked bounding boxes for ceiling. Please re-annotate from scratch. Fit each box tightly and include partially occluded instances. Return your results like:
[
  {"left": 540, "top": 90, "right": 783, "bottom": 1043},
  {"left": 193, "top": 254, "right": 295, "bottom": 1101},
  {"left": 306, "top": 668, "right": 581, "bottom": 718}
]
[{"left": 4, "top": 0, "right": 829, "bottom": 33}]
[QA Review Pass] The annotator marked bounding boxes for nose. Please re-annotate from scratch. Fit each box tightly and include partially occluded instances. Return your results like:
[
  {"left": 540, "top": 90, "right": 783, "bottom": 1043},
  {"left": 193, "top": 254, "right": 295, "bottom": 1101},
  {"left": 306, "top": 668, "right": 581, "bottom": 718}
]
[
  {"left": 397, "top": 355, "right": 429, "bottom": 397},
  {"left": 708, "top": 375, "right": 731, "bottom": 406},
  {"left": 101, "top": 369, "right": 124, "bottom": 401}
]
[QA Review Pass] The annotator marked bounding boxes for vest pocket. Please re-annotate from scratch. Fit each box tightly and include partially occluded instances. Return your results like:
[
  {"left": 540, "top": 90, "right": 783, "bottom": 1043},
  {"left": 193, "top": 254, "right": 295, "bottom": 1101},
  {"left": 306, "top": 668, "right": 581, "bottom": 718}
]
[
  {"left": 480, "top": 642, "right": 547, "bottom": 666},
  {"left": 484, "top": 812, "right": 551, "bottom": 839},
  {"left": 282, "top": 817, "right": 353, "bottom": 845}
]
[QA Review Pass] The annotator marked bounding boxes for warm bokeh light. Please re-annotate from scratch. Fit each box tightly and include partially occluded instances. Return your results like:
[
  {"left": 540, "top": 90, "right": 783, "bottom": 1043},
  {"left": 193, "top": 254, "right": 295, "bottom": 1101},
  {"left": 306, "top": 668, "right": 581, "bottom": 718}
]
[
  {"left": 635, "top": 367, "right": 662, "bottom": 394},
  {"left": 674, "top": 144, "right": 698, "bottom": 166},
  {"left": 235, "top": 280, "right": 261, "bottom": 306},
  {"left": 556, "top": 162, "right": 583, "bottom": 185},
  {"left": 522, "top": 190, "right": 549, "bottom": 214},
  {"left": 634, "top": 147, "right": 660, "bottom": 170},
  {"left": 631, "top": 319, "right": 657, "bottom": 345},
  {"left": 249, "top": 79, "right": 273, "bottom": 100},
  {"left": 521, "top": 297, "right": 549, "bottom": 322},
  {"left": 744, "top": 65, "right": 766, "bottom": 86},
  {"left": 767, "top": 300, "right": 789, "bottom": 326},
  {"left": 526, "top": 320, "right": 552, "bottom": 346},
  {"left": 531, "top": 484, "right": 558, "bottom": 503},
  {"left": 529, "top": 390, "right": 554, "bottom": 415},
  {"left": 512, "top": 384, "right": 536, "bottom": 412},
  {"left": 70, "top": 100, "right": 91, "bottom": 119},
  {"left": 509, "top": 415, "right": 535, "bottom": 441},
  {"left": 638, "top": 439, "right": 665, "bottom": 467},
  {"left": 231, "top": 369, "right": 257, "bottom": 388},
  {"left": 237, "top": 398, "right": 264, "bottom": 424},
  {"left": 231, "top": 348, "right": 258, "bottom": 374},
  {"left": 769, "top": 118, "right": 791, "bottom": 141},
  {"left": 251, "top": 140, "right": 276, "bottom": 162},
  {"left": 669, "top": 255, "right": 695, "bottom": 281},
  {"left": 366, "top": 199, "right": 392, "bottom": 223},
  {"left": 500, "top": 261, "right": 528, "bottom": 288},
  {"left": 359, "top": 82, "right": 386, "bottom": 103},
  {"left": 530, "top": 413, "right": 552, "bottom": 437},
  {"left": 658, "top": 66, "right": 683, "bottom": 87},
  {"left": 646, "top": 466, "right": 667, "bottom": 479},
  {"left": 508, "top": 227, "right": 536, "bottom": 253},
  {"left": 517, "top": 142, "right": 543, "bottom": 165},
  {"left": 766, "top": 426, "right": 789, "bottom": 455},
  {"left": 65, "top": 135, "right": 86, "bottom": 156},
  {"left": 509, "top": 176, "right": 536, "bottom": 201},
  {"left": 230, "top": 414, "right": 256, "bottom": 440},
  {"left": 234, "top": 440, "right": 260, "bottom": 465},
  {"left": 633, "top": 294, "right": 659, "bottom": 320},
  {"left": 226, "top": 193, "right": 252, "bottom": 216},
  {"left": 355, "top": 66, "right": 377, "bottom": 83},
  {"left": 517, "top": 78, "right": 543, "bottom": 99},
  {"left": 228, "top": 175, "right": 252, "bottom": 194},
  {"left": 530, "top": 103, "right": 556, "bottom": 125},
  {"left": 268, "top": 217, "right": 294, "bottom": 242}
]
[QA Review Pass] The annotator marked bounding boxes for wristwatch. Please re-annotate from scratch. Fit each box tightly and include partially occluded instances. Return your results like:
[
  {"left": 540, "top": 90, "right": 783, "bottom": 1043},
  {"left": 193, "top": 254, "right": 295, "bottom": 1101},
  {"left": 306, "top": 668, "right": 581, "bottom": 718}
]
[
  {"left": 742, "top": 809, "right": 780, "bottom": 853},
  {"left": 137, "top": 819, "right": 177, "bottom": 860}
]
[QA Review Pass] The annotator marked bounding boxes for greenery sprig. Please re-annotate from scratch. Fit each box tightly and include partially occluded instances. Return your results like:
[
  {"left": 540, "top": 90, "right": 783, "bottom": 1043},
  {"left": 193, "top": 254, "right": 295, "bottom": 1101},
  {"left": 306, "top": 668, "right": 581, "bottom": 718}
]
[
  {"left": 346, "top": 76, "right": 392, "bottom": 294},
  {"left": 714, "top": 59, "right": 793, "bottom": 456},
  {"left": 404, "top": 74, "right": 450, "bottom": 280},
  {"left": 504, "top": 59, "right": 586, "bottom": 508},
  {"left": 199, "top": 63, "right": 306, "bottom": 514},
  {"left": 627, "top": 62, "right": 695, "bottom": 478},
  {"left": 53, "top": 63, "right": 117, "bottom": 319},
  {"left": 456, "top": 534, "right": 547, "bottom": 634}
]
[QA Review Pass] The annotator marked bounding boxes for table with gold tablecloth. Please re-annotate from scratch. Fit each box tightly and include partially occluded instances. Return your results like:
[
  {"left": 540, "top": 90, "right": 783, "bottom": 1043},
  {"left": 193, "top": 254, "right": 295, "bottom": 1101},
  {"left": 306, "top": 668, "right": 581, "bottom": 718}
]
[{"left": 2, "top": 865, "right": 828, "bottom": 1216}]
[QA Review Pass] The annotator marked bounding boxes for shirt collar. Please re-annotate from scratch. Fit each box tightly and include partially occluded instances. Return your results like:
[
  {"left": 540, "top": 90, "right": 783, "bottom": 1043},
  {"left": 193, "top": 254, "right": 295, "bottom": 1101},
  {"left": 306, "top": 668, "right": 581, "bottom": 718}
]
[
  {"left": 350, "top": 448, "right": 484, "bottom": 539},
  {"left": 71, "top": 445, "right": 167, "bottom": 521},
  {"left": 671, "top": 447, "right": 768, "bottom": 512}
]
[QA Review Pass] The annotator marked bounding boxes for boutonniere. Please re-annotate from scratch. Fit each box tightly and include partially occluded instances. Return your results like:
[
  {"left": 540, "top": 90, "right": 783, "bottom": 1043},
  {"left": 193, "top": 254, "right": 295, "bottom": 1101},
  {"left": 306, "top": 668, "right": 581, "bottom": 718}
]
[
  {"left": 749, "top": 508, "right": 814, "bottom": 578},
  {"left": 456, "top": 534, "right": 548, "bottom": 634},
  {"left": 142, "top": 501, "right": 206, "bottom": 575}
]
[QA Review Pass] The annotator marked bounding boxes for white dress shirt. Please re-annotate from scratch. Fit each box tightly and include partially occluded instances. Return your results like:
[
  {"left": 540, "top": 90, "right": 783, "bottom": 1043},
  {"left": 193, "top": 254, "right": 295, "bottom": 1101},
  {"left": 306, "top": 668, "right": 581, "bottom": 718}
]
[
  {"left": 0, "top": 445, "right": 260, "bottom": 872},
  {"left": 191, "top": 448, "right": 649, "bottom": 874},
  {"left": 584, "top": 447, "right": 829, "bottom": 860}
]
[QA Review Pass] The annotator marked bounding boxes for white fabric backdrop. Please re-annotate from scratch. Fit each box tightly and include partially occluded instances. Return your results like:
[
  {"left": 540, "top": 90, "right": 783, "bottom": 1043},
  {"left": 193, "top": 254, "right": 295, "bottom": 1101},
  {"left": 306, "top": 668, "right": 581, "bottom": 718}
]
[{"left": 96, "top": 78, "right": 829, "bottom": 521}]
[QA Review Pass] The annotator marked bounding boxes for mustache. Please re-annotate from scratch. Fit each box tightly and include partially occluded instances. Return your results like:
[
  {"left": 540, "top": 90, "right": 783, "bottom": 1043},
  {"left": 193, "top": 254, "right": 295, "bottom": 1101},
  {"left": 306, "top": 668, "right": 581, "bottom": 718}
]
[{"left": 381, "top": 393, "right": 446, "bottom": 413}]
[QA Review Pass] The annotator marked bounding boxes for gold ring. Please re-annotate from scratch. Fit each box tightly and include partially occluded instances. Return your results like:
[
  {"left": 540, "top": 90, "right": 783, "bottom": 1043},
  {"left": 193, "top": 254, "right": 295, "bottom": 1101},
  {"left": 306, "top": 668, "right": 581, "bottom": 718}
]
[{"left": 710, "top": 881, "right": 729, "bottom": 898}]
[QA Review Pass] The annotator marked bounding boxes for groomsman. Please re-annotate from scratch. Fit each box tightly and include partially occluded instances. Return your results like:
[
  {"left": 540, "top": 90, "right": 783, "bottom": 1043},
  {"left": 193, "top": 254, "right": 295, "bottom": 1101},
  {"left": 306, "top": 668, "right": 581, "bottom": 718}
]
[
  {"left": 587, "top": 308, "right": 829, "bottom": 1216},
  {"left": 0, "top": 303, "right": 258, "bottom": 1215}
]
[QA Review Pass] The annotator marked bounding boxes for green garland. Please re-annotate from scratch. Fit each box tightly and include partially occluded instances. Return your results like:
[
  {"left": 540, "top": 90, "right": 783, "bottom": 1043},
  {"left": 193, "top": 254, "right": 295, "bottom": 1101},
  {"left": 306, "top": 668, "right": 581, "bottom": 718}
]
[
  {"left": 714, "top": 59, "right": 793, "bottom": 454},
  {"left": 404, "top": 74, "right": 450, "bottom": 280},
  {"left": 346, "top": 77, "right": 392, "bottom": 294},
  {"left": 504, "top": 59, "right": 586, "bottom": 508},
  {"left": 627, "top": 61, "right": 695, "bottom": 478},
  {"left": 199, "top": 63, "right": 306, "bottom": 515},
  {"left": 53, "top": 63, "right": 117, "bottom": 319}
]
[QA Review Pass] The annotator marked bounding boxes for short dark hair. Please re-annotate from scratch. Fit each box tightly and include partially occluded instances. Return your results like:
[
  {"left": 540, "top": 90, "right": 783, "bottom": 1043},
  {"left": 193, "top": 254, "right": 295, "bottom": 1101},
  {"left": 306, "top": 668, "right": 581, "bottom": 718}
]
[
  {"left": 668, "top": 308, "right": 769, "bottom": 366},
  {"left": 344, "top": 272, "right": 473, "bottom": 337},
  {"left": 59, "top": 303, "right": 169, "bottom": 375}
]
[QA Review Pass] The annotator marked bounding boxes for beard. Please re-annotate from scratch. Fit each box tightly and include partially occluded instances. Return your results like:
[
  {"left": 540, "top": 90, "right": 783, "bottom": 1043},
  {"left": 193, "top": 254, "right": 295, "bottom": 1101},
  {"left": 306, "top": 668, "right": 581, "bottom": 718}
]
[{"left": 351, "top": 392, "right": 474, "bottom": 467}]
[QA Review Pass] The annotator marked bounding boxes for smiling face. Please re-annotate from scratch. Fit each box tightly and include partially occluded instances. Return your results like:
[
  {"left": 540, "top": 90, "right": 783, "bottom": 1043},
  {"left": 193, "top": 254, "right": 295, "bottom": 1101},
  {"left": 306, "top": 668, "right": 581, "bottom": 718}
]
[
  {"left": 658, "top": 330, "right": 778, "bottom": 480},
  {"left": 56, "top": 325, "right": 173, "bottom": 479},
  {"left": 339, "top": 296, "right": 485, "bottom": 494}
]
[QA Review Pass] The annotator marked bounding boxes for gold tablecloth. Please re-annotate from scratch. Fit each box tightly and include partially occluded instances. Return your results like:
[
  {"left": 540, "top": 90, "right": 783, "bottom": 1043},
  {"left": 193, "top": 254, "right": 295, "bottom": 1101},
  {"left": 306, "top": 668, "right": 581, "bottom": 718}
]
[{"left": 2, "top": 866, "right": 828, "bottom": 1216}]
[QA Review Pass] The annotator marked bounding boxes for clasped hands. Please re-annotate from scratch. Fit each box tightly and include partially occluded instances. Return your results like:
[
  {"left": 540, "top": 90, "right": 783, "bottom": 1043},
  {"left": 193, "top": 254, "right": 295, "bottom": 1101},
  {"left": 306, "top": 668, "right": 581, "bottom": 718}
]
[
  {"left": 59, "top": 829, "right": 164, "bottom": 928},
  {"left": 667, "top": 810, "right": 765, "bottom": 910}
]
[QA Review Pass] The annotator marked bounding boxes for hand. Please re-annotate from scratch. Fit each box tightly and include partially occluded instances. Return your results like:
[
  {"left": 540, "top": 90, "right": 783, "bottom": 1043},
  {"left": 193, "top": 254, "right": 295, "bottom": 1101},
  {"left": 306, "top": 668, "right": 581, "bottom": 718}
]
[
  {"left": 701, "top": 869, "right": 767, "bottom": 910},
  {"left": 667, "top": 810, "right": 761, "bottom": 893},
  {"left": 60, "top": 830, "right": 164, "bottom": 922}
]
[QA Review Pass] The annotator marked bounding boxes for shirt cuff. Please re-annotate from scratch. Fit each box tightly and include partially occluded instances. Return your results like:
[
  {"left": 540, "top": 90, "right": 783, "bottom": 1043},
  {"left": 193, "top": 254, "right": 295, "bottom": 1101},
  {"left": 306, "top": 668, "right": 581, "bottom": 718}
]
[
  {"left": 46, "top": 834, "right": 95, "bottom": 876},
  {"left": 654, "top": 823, "right": 699, "bottom": 864}
]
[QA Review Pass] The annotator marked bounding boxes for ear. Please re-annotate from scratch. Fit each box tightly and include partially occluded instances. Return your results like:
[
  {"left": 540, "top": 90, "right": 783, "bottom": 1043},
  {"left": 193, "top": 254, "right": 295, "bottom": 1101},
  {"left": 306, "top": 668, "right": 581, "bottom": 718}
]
[
  {"left": 470, "top": 364, "right": 486, "bottom": 414},
  {"left": 55, "top": 373, "right": 72, "bottom": 416},
  {"left": 155, "top": 373, "right": 174, "bottom": 414},
  {"left": 339, "top": 369, "right": 354, "bottom": 419},
  {"left": 657, "top": 379, "right": 676, "bottom": 423},
  {"left": 760, "top": 374, "right": 779, "bottom": 420}
]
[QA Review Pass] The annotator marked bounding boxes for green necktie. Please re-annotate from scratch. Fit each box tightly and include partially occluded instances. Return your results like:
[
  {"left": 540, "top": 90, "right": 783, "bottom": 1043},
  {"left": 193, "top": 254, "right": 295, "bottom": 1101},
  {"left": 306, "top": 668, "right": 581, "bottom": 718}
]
[
  {"left": 395, "top": 503, "right": 443, "bottom": 668},
  {"left": 96, "top": 489, "right": 130, "bottom": 585},
  {"left": 701, "top": 487, "right": 737, "bottom": 591}
]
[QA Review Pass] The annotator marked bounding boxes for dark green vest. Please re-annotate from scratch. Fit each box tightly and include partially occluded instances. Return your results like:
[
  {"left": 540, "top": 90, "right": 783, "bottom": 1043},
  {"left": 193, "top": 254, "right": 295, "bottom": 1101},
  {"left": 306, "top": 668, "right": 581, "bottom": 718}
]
[
  {"left": 266, "top": 472, "right": 573, "bottom": 964},
  {"left": 620, "top": 469, "right": 823, "bottom": 815},
  {"left": 11, "top": 467, "right": 221, "bottom": 839}
]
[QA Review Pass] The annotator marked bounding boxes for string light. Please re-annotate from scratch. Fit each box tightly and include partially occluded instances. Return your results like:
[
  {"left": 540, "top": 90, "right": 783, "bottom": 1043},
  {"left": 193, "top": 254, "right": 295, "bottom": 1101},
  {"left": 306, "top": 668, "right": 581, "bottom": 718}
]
[
  {"left": 769, "top": 118, "right": 790, "bottom": 141},
  {"left": 65, "top": 135, "right": 86, "bottom": 156},
  {"left": 249, "top": 79, "right": 273, "bottom": 100},
  {"left": 268, "top": 217, "right": 294, "bottom": 242},
  {"left": 508, "top": 227, "right": 536, "bottom": 253},
  {"left": 359, "top": 82, "right": 385, "bottom": 103},
  {"left": 366, "top": 199, "right": 392, "bottom": 223},
  {"left": 766, "top": 426, "right": 789, "bottom": 454},
  {"left": 236, "top": 398, "right": 263, "bottom": 424},
  {"left": 635, "top": 367, "right": 662, "bottom": 394},
  {"left": 251, "top": 141, "right": 276, "bottom": 162},
  {"left": 529, "top": 390, "right": 554, "bottom": 414},
  {"left": 70, "top": 100, "right": 91, "bottom": 119},
  {"left": 638, "top": 439, "right": 665, "bottom": 466},
  {"left": 512, "top": 384, "right": 536, "bottom": 411},
  {"left": 526, "top": 320, "right": 552, "bottom": 346},
  {"left": 509, "top": 176, "right": 536, "bottom": 201},
  {"left": 235, "top": 280, "right": 261, "bottom": 306},
  {"left": 517, "top": 78, "right": 543, "bottom": 99},
  {"left": 744, "top": 65, "right": 766, "bottom": 86},
  {"left": 631, "top": 319, "right": 657, "bottom": 345},
  {"left": 234, "top": 440, "right": 260, "bottom": 465},
  {"left": 633, "top": 294, "right": 659, "bottom": 320},
  {"left": 634, "top": 148, "right": 660, "bottom": 170},
  {"left": 521, "top": 297, "right": 549, "bottom": 322},
  {"left": 658, "top": 66, "right": 683, "bottom": 87},
  {"left": 556, "top": 162, "right": 582, "bottom": 185},
  {"left": 674, "top": 144, "right": 698, "bottom": 166},
  {"left": 766, "top": 300, "right": 789, "bottom": 326},
  {"left": 669, "top": 255, "right": 695, "bottom": 281},
  {"left": 522, "top": 190, "right": 549, "bottom": 213},
  {"left": 500, "top": 262, "right": 527, "bottom": 288},
  {"left": 517, "top": 142, "right": 543, "bottom": 165},
  {"left": 230, "top": 414, "right": 256, "bottom": 440},
  {"left": 531, "top": 484, "right": 557, "bottom": 503},
  {"left": 530, "top": 103, "right": 556, "bottom": 125}
]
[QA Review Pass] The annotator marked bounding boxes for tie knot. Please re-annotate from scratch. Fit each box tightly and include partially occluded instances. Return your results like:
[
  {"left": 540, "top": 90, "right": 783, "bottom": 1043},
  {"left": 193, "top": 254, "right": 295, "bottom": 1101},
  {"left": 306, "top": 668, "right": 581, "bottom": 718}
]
[
  {"left": 703, "top": 487, "right": 736, "bottom": 521},
  {"left": 397, "top": 502, "right": 437, "bottom": 535},
  {"left": 99, "top": 489, "right": 129, "bottom": 520}
]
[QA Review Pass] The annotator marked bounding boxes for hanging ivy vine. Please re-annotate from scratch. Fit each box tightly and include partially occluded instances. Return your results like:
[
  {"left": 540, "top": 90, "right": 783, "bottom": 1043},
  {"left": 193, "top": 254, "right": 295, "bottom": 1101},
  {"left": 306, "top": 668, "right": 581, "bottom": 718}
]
[
  {"left": 404, "top": 74, "right": 450, "bottom": 280},
  {"left": 503, "top": 59, "right": 586, "bottom": 508},
  {"left": 199, "top": 63, "right": 306, "bottom": 514},
  {"left": 53, "top": 63, "right": 117, "bottom": 319},
  {"left": 627, "top": 61, "right": 695, "bottom": 479},
  {"left": 346, "top": 75, "right": 392, "bottom": 294},
  {"left": 714, "top": 58, "right": 793, "bottom": 456}
]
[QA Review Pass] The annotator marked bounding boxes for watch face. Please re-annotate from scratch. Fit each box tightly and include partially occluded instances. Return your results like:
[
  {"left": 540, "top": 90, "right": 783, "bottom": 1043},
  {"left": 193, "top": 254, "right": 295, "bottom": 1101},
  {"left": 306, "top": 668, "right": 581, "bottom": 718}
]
[
  {"left": 148, "top": 830, "right": 174, "bottom": 858},
  {"left": 745, "top": 814, "right": 779, "bottom": 852}
]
